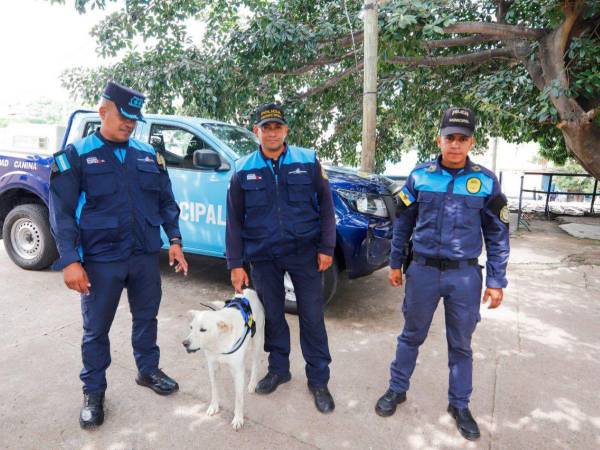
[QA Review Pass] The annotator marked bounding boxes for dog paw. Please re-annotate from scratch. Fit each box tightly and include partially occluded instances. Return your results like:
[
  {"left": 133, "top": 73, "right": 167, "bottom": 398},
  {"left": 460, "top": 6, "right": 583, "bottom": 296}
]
[
  {"left": 206, "top": 403, "right": 220, "bottom": 416},
  {"left": 231, "top": 416, "right": 244, "bottom": 430},
  {"left": 247, "top": 381, "right": 257, "bottom": 393}
]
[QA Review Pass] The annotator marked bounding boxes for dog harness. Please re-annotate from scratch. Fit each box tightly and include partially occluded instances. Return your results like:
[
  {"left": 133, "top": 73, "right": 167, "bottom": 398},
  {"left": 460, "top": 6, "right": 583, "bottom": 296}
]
[{"left": 221, "top": 296, "right": 256, "bottom": 355}]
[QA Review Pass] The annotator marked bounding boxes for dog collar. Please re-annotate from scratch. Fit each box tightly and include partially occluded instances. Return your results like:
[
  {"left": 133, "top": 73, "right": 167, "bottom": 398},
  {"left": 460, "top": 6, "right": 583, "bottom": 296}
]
[{"left": 221, "top": 296, "right": 256, "bottom": 355}]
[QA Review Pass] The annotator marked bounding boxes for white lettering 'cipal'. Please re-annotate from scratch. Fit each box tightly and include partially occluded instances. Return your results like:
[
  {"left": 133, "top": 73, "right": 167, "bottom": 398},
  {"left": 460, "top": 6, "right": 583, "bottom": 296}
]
[
  {"left": 14, "top": 160, "right": 38, "bottom": 170},
  {"left": 178, "top": 202, "right": 226, "bottom": 225}
]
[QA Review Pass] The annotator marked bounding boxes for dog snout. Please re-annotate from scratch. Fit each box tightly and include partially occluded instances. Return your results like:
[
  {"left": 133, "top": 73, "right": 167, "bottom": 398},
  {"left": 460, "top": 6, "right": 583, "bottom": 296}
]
[{"left": 182, "top": 339, "right": 190, "bottom": 348}]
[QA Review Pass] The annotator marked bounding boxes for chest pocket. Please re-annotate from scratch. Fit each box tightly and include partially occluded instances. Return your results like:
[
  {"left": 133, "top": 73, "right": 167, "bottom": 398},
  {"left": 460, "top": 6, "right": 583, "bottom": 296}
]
[
  {"left": 137, "top": 160, "right": 160, "bottom": 191},
  {"left": 240, "top": 177, "right": 268, "bottom": 207},
  {"left": 463, "top": 195, "right": 484, "bottom": 210},
  {"left": 286, "top": 173, "right": 313, "bottom": 202},
  {"left": 84, "top": 163, "right": 116, "bottom": 197}
]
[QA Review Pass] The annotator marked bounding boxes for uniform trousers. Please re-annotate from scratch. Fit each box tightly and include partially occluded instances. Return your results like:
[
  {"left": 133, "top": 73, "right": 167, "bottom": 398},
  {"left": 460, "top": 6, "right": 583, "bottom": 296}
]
[
  {"left": 251, "top": 248, "right": 331, "bottom": 388},
  {"left": 390, "top": 260, "right": 482, "bottom": 408},
  {"left": 80, "top": 252, "right": 161, "bottom": 394}
]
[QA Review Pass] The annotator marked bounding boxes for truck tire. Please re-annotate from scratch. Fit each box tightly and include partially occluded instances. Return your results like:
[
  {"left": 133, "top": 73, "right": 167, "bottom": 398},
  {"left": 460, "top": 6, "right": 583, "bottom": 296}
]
[
  {"left": 2, "top": 204, "right": 59, "bottom": 270},
  {"left": 284, "top": 258, "right": 339, "bottom": 315}
]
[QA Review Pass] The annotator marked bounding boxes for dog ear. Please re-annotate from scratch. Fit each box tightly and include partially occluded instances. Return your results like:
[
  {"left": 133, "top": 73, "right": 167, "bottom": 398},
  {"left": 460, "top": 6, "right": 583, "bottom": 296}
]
[
  {"left": 217, "top": 320, "right": 231, "bottom": 333},
  {"left": 211, "top": 300, "right": 226, "bottom": 309},
  {"left": 188, "top": 309, "right": 201, "bottom": 318}
]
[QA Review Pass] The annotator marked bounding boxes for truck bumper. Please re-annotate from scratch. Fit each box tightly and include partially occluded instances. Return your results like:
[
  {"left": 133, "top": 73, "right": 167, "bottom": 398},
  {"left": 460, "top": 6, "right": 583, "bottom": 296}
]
[{"left": 337, "top": 216, "right": 392, "bottom": 279}]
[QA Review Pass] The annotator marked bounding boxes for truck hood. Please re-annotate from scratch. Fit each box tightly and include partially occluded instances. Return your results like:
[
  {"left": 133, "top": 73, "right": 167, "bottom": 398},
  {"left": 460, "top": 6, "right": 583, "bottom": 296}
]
[{"left": 323, "top": 164, "right": 400, "bottom": 195}]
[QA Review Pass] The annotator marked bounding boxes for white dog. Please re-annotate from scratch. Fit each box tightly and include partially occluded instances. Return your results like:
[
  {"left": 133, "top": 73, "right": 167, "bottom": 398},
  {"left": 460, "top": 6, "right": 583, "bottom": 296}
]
[{"left": 183, "top": 288, "right": 265, "bottom": 430}]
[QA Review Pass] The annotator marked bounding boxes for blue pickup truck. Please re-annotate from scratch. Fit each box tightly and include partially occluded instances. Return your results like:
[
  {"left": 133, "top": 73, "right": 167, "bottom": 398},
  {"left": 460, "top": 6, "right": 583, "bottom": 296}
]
[{"left": 0, "top": 110, "right": 399, "bottom": 310}]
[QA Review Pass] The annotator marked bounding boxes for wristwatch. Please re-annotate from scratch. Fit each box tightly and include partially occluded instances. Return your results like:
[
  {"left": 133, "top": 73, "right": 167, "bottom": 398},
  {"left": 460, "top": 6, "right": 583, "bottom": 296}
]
[{"left": 169, "top": 237, "right": 182, "bottom": 246}]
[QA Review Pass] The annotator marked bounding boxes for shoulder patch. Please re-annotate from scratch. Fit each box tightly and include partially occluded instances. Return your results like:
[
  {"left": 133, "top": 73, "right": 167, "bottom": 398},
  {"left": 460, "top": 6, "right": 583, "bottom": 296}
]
[
  {"left": 500, "top": 205, "right": 510, "bottom": 224},
  {"left": 488, "top": 194, "right": 509, "bottom": 225}
]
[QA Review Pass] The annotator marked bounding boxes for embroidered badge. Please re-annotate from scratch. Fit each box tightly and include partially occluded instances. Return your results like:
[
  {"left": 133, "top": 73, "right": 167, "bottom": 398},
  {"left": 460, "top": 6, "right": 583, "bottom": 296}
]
[
  {"left": 466, "top": 177, "right": 482, "bottom": 194},
  {"left": 86, "top": 156, "right": 105, "bottom": 165},
  {"left": 500, "top": 205, "right": 510, "bottom": 223},
  {"left": 247, "top": 173, "right": 262, "bottom": 181},
  {"left": 138, "top": 156, "right": 154, "bottom": 163},
  {"left": 397, "top": 187, "right": 415, "bottom": 207},
  {"left": 289, "top": 168, "right": 307, "bottom": 175}
]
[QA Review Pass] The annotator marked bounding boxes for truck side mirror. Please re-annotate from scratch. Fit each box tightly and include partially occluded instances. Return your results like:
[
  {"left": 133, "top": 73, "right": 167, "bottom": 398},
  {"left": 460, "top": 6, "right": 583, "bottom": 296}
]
[{"left": 193, "top": 149, "right": 230, "bottom": 171}]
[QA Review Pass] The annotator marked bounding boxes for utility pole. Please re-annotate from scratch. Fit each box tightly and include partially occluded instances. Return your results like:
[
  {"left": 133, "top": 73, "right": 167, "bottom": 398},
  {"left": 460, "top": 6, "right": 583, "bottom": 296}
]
[{"left": 360, "top": 0, "right": 378, "bottom": 173}]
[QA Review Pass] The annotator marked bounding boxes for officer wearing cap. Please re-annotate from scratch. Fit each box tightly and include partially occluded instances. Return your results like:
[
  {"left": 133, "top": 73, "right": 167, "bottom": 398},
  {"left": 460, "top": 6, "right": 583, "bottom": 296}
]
[
  {"left": 226, "top": 103, "right": 336, "bottom": 413},
  {"left": 374, "top": 107, "right": 510, "bottom": 440},
  {"left": 49, "top": 81, "right": 188, "bottom": 429}
]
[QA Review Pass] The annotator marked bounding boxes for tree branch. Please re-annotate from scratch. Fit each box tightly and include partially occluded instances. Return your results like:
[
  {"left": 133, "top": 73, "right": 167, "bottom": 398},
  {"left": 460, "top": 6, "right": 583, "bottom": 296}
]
[
  {"left": 271, "top": 50, "right": 357, "bottom": 76},
  {"left": 495, "top": 0, "right": 514, "bottom": 24},
  {"left": 295, "top": 63, "right": 364, "bottom": 99},
  {"left": 388, "top": 48, "right": 515, "bottom": 67},
  {"left": 318, "top": 31, "right": 364, "bottom": 50},
  {"left": 443, "top": 22, "right": 545, "bottom": 39},
  {"left": 422, "top": 35, "right": 504, "bottom": 49}
]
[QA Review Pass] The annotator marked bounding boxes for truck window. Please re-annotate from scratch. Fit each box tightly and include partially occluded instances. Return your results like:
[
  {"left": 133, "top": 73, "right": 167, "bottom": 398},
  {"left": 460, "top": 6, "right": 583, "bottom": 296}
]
[
  {"left": 149, "top": 124, "right": 214, "bottom": 170},
  {"left": 83, "top": 121, "right": 101, "bottom": 137},
  {"left": 202, "top": 122, "right": 258, "bottom": 157}
]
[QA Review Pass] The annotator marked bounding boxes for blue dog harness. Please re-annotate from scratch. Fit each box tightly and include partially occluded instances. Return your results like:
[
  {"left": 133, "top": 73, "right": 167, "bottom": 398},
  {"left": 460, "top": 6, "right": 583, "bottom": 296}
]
[{"left": 221, "top": 296, "right": 256, "bottom": 355}]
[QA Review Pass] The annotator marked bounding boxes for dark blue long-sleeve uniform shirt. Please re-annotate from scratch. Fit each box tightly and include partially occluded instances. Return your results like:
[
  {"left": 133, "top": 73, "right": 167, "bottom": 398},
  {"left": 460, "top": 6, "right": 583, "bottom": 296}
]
[
  {"left": 390, "top": 156, "right": 510, "bottom": 288},
  {"left": 226, "top": 144, "right": 336, "bottom": 269},
  {"left": 49, "top": 130, "right": 181, "bottom": 269}
]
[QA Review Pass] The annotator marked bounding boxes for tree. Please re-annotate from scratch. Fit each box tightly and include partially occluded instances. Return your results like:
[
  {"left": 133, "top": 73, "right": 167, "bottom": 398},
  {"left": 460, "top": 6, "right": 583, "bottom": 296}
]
[{"left": 54, "top": 0, "right": 599, "bottom": 175}]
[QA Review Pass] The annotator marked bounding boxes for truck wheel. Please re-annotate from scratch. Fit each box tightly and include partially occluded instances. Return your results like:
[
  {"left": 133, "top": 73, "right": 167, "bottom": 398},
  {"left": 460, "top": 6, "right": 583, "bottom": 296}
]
[
  {"left": 2, "top": 204, "right": 59, "bottom": 270},
  {"left": 284, "top": 258, "right": 339, "bottom": 315}
]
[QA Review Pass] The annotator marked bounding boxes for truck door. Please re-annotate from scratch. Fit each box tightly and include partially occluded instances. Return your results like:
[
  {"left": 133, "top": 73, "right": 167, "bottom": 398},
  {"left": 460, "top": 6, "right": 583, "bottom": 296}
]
[{"left": 148, "top": 122, "right": 231, "bottom": 257}]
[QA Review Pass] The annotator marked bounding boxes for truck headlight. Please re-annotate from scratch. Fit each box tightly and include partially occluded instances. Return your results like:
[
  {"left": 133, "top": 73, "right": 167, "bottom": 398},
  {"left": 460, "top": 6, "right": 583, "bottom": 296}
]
[{"left": 337, "top": 189, "right": 388, "bottom": 218}]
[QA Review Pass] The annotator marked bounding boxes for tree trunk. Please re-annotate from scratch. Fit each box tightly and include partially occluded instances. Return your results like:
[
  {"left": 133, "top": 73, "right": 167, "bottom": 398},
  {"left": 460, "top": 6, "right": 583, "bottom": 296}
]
[{"left": 561, "top": 122, "right": 600, "bottom": 179}]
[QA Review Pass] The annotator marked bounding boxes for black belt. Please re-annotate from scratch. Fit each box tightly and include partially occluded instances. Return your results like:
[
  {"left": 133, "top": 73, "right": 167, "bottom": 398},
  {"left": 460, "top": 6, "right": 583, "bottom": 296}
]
[{"left": 413, "top": 254, "right": 478, "bottom": 271}]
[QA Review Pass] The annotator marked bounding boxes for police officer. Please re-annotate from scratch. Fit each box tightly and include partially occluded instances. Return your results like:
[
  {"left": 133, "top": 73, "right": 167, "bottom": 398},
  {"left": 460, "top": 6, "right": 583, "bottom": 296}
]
[
  {"left": 49, "top": 81, "right": 188, "bottom": 429},
  {"left": 226, "top": 103, "right": 336, "bottom": 413},
  {"left": 374, "top": 107, "right": 510, "bottom": 440}
]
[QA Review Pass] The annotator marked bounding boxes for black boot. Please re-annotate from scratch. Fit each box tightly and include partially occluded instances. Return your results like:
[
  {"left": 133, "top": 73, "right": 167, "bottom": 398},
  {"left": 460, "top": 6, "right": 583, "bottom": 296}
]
[
  {"left": 136, "top": 369, "right": 179, "bottom": 395},
  {"left": 308, "top": 385, "right": 335, "bottom": 414},
  {"left": 79, "top": 392, "right": 104, "bottom": 429},
  {"left": 447, "top": 404, "right": 481, "bottom": 440},
  {"left": 375, "top": 388, "right": 406, "bottom": 417},
  {"left": 254, "top": 372, "right": 291, "bottom": 395}
]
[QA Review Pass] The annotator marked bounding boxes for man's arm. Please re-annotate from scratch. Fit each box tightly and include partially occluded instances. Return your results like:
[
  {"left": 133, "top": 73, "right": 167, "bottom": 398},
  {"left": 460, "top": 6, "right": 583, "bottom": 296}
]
[
  {"left": 313, "top": 159, "right": 336, "bottom": 258},
  {"left": 226, "top": 171, "right": 245, "bottom": 269},
  {"left": 390, "top": 176, "right": 418, "bottom": 270},
  {"left": 49, "top": 146, "right": 83, "bottom": 270},
  {"left": 481, "top": 176, "right": 510, "bottom": 289},
  {"left": 156, "top": 156, "right": 181, "bottom": 241}
]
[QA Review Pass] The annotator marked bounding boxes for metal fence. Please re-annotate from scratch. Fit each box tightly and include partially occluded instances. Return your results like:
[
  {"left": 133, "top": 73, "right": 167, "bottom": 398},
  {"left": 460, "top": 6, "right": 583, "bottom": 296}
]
[{"left": 513, "top": 171, "right": 599, "bottom": 230}]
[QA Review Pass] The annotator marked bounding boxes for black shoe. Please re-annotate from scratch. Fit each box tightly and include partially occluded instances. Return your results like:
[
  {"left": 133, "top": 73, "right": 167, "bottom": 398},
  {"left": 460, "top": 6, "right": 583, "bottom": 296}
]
[
  {"left": 79, "top": 392, "right": 104, "bottom": 429},
  {"left": 135, "top": 369, "right": 179, "bottom": 396},
  {"left": 375, "top": 388, "right": 406, "bottom": 417},
  {"left": 254, "top": 372, "right": 291, "bottom": 395},
  {"left": 447, "top": 404, "right": 481, "bottom": 440},
  {"left": 308, "top": 385, "right": 335, "bottom": 414}
]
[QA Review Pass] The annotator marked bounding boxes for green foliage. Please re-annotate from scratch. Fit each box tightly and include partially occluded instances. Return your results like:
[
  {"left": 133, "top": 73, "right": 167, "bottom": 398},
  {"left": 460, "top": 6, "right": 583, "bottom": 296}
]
[
  {"left": 54, "top": 0, "right": 600, "bottom": 172},
  {"left": 554, "top": 160, "right": 596, "bottom": 193}
]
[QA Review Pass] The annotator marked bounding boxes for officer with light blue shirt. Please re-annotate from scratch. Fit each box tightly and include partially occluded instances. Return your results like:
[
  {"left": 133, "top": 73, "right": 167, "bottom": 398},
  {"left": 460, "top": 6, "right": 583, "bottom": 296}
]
[
  {"left": 375, "top": 107, "right": 510, "bottom": 441},
  {"left": 49, "top": 81, "right": 188, "bottom": 429},
  {"left": 226, "top": 103, "right": 336, "bottom": 413}
]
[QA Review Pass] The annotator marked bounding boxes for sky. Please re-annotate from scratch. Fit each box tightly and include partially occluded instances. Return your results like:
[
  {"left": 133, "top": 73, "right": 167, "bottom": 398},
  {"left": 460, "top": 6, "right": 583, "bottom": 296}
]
[{"left": 0, "top": 0, "right": 112, "bottom": 112}]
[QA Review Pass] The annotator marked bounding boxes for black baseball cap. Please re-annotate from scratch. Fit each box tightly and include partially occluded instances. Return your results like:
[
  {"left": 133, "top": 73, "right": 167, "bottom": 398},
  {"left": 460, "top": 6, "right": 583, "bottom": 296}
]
[
  {"left": 440, "top": 107, "right": 476, "bottom": 136},
  {"left": 254, "top": 103, "right": 286, "bottom": 126},
  {"left": 102, "top": 81, "right": 146, "bottom": 122}
]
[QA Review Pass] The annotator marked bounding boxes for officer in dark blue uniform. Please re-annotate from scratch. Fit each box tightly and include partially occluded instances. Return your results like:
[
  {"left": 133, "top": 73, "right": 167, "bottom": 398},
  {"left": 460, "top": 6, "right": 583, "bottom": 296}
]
[
  {"left": 375, "top": 107, "right": 510, "bottom": 440},
  {"left": 226, "top": 103, "right": 336, "bottom": 413},
  {"left": 49, "top": 82, "right": 188, "bottom": 429}
]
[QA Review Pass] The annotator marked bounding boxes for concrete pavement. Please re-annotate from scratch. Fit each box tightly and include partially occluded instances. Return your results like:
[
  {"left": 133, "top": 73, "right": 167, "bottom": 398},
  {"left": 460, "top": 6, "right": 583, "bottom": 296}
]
[{"left": 1, "top": 218, "right": 599, "bottom": 449}]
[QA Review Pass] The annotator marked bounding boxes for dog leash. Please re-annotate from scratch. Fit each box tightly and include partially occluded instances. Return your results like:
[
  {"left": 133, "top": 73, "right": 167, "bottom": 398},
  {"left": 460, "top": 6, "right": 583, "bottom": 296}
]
[{"left": 197, "top": 302, "right": 217, "bottom": 311}]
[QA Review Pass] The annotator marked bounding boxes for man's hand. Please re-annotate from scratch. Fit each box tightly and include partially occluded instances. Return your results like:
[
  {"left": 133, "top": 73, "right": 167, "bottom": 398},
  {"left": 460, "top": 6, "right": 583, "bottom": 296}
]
[
  {"left": 169, "top": 244, "right": 188, "bottom": 276},
  {"left": 231, "top": 268, "right": 249, "bottom": 293},
  {"left": 63, "top": 262, "right": 91, "bottom": 295},
  {"left": 389, "top": 268, "right": 403, "bottom": 287},
  {"left": 482, "top": 288, "right": 503, "bottom": 309},
  {"left": 317, "top": 253, "right": 333, "bottom": 272}
]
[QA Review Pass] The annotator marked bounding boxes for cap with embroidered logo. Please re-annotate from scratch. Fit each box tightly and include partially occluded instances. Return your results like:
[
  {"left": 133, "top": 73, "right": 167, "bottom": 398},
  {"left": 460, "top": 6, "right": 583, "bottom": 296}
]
[
  {"left": 254, "top": 103, "right": 286, "bottom": 126},
  {"left": 440, "top": 107, "right": 476, "bottom": 136},
  {"left": 102, "top": 81, "right": 146, "bottom": 122}
]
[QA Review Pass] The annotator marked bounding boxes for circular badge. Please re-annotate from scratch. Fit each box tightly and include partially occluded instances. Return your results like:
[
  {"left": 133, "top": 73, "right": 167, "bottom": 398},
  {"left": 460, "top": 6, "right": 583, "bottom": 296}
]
[
  {"left": 466, "top": 177, "right": 482, "bottom": 194},
  {"left": 500, "top": 205, "right": 510, "bottom": 223}
]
